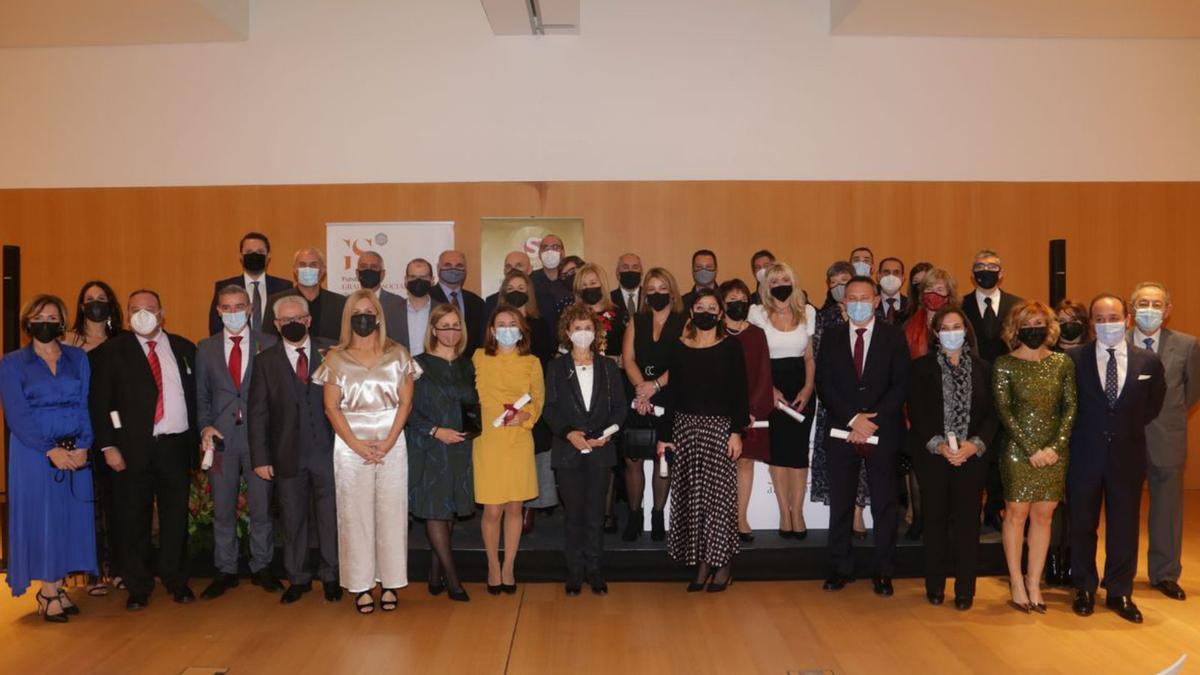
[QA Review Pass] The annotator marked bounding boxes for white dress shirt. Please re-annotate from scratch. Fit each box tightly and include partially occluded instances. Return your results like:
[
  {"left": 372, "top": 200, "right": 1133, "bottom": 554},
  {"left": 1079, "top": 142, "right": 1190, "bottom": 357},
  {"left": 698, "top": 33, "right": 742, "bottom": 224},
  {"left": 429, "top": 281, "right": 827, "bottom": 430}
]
[
  {"left": 285, "top": 336, "right": 312, "bottom": 372},
  {"left": 223, "top": 327, "right": 251, "bottom": 383},
  {"left": 974, "top": 287, "right": 1001, "bottom": 316},
  {"left": 1134, "top": 328, "right": 1160, "bottom": 353},
  {"left": 848, "top": 316, "right": 876, "bottom": 362},
  {"left": 243, "top": 272, "right": 268, "bottom": 322},
  {"left": 575, "top": 363, "right": 594, "bottom": 412},
  {"left": 622, "top": 288, "right": 640, "bottom": 313},
  {"left": 136, "top": 331, "right": 189, "bottom": 435},
  {"left": 1097, "top": 339, "right": 1129, "bottom": 397}
]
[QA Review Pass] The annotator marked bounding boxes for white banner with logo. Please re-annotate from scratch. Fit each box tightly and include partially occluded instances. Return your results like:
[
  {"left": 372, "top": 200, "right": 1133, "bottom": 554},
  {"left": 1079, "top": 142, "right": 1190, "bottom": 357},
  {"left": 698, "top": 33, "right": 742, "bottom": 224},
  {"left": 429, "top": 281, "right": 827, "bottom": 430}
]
[{"left": 326, "top": 221, "right": 455, "bottom": 297}]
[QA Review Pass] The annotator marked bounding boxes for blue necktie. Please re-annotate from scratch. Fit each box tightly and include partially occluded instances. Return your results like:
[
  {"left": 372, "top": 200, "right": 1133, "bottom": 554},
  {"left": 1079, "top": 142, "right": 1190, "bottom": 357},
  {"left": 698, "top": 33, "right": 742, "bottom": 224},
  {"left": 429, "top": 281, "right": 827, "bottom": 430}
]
[
  {"left": 1144, "top": 338, "right": 1154, "bottom": 352},
  {"left": 1105, "top": 348, "right": 1119, "bottom": 407}
]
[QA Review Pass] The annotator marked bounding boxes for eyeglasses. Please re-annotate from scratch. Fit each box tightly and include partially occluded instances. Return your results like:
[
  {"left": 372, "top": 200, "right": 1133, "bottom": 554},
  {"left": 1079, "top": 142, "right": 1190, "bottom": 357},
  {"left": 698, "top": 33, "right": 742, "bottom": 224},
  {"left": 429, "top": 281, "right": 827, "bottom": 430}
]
[{"left": 972, "top": 263, "right": 1001, "bottom": 272}]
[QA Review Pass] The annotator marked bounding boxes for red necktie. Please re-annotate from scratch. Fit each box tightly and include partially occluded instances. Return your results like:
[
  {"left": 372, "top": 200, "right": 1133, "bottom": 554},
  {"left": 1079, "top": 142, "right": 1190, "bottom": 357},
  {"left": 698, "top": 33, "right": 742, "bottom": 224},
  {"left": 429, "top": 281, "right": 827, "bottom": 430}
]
[
  {"left": 147, "top": 340, "right": 164, "bottom": 424},
  {"left": 229, "top": 335, "right": 243, "bottom": 390},
  {"left": 853, "top": 328, "right": 866, "bottom": 379},
  {"left": 295, "top": 346, "right": 309, "bottom": 383}
]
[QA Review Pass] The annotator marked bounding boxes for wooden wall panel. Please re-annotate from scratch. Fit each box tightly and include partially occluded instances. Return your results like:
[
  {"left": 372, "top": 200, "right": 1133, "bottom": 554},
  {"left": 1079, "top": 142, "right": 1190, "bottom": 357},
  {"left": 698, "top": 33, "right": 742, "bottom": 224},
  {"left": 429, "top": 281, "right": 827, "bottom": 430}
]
[{"left": 1, "top": 180, "right": 1198, "bottom": 486}]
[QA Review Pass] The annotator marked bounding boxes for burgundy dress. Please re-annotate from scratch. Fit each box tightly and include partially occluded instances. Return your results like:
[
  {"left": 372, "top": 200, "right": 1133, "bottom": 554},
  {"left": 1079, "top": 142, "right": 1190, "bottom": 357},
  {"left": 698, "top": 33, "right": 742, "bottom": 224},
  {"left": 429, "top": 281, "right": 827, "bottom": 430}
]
[{"left": 731, "top": 324, "right": 774, "bottom": 461}]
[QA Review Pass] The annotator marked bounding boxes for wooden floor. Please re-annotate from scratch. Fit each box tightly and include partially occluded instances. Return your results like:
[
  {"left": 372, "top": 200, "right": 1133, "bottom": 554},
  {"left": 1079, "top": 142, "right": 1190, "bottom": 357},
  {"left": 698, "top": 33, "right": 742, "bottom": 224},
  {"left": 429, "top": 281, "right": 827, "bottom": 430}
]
[{"left": 3, "top": 495, "right": 1200, "bottom": 675}]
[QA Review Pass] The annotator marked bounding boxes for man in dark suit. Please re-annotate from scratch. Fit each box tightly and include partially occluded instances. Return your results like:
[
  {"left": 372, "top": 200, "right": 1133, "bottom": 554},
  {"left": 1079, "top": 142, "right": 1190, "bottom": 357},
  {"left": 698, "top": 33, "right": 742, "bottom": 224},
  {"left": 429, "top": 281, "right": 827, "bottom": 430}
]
[
  {"left": 355, "top": 250, "right": 408, "bottom": 349},
  {"left": 430, "top": 249, "right": 485, "bottom": 358},
  {"left": 196, "top": 285, "right": 279, "bottom": 600},
  {"left": 961, "top": 249, "right": 1023, "bottom": 530},
  {"left": 610, "top": 253, "right": 643, "bottom": 353},
  {"left": 1128, "top": 282, "right": 1200, "bottom": 601},
  {"left": 815, "top": 276, "right": 912, "bottom": 597},
  {"left": 875, "top": 256, "right": 909, "bottom": 325},
  {"left": 531, "top": 234, "right": 573, "bottom": 336},
  {"left": 249, "top": 294, "right": 342, "bottom": 604},
  {"left": 398, "top": 258, "right": 441, "bottom": 356},
  {"left": 681, "top": 249, "right": 719, "bottom": 309},
  {"left": 262, "top": 247, "right": 347, "bottom": 341},
  {"left": 483, "top": 250, "right": 534, "bottom": 321},
  {"left": 207, "top": 231, "right": 292, "bottom": 336},
  {"left": 1068, "top": 294, "right": 1166, "bottom": 623},
  {"left": 90, "top": 289, "right": 199, "bottom": 610}
]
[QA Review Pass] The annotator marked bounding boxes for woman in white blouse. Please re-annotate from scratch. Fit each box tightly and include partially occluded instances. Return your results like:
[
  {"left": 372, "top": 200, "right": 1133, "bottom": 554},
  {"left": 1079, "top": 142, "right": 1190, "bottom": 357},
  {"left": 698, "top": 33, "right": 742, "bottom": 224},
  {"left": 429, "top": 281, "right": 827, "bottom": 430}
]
[{"left": 747, "top": 263, "right": 817, "bottom": 539}]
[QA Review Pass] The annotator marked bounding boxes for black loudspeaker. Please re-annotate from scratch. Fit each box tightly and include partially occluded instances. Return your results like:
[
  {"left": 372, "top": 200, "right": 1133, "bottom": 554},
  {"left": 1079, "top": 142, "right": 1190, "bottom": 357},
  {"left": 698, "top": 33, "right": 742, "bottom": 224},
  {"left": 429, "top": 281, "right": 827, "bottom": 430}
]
[
  {"left": 1049, "top": 239, "right": 1066, "bottom": 308},
  {"left": 3, "top": 245, "right": 18, "bottom": 353}
]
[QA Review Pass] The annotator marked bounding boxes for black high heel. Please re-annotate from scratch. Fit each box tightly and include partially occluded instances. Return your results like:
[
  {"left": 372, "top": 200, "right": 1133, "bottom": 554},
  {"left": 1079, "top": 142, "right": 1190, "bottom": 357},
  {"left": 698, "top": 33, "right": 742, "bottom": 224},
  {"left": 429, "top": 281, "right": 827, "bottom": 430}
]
[
  {"left": 380, "top": 588, "right": 399, "bottom": 611},
  {"left": 427, "top": 576, "right": 446, "bottom": 596},
  {"left": 447, "top": 586, "right": 470, "bottom": 602},
  {"left": 486, "top": 584, "right": 503, "bottom": 595},
  {"left": 707, "top": 571, "right": 734, "bottom": 593},
  {"left": 687, "top": 568, "right": 714, "bottom": 593},
  {"left": 354, "top": 591, "right": 375, "bottom": 615},
  {"left": 501, "top": 583, "right": 517, "bottom": 595},
  {"left": 36, "top": 591, "right": 68, "bottom": 623},
  {"left": 57, "top": 589, "right": 80, "bottom": 616}
]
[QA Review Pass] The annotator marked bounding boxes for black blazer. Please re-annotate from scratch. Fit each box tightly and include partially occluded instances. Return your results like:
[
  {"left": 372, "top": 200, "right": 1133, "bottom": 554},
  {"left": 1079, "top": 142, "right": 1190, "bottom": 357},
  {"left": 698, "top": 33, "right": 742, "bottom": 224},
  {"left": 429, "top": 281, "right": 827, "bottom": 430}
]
[
  {"left": 876, "top": 294, "right": 910, "bottom": 326},
  {"left": 247, "top": 338, "right": 335, "bottom": 478},
  {"left": 907, "top": 350, "right": 999, "bottom": 458},
  {"left": 961, "top": 290, "right": 1023, "bottom": 364},
  {"left": 208, "top": 273, "right": 292, "bottom": 336},
  {"left": 89, "top": 331, "right": 199, "bottom": 471},
  {"left": 542, "top": 353, "right": 628, "bottom": 469},
  {"left": 261, "top": 287, "right": 347, "bottom": 342},
  {"left": 1067, "top": 342, "right": 1166, "bottom": 481},
  {"left": 815, "top": 320, "right": 911, "bottom": 454},
  {"left": 430, "top": 285, "right": 485, "bottom": 359}
]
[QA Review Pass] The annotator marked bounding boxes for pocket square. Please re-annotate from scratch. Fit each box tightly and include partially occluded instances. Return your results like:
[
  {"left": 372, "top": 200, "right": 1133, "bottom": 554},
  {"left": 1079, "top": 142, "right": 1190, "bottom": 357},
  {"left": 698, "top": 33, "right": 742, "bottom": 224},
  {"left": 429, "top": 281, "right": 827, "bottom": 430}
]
[{"left": 1138, "top": 374, "right": 1152, "bottom": 381}]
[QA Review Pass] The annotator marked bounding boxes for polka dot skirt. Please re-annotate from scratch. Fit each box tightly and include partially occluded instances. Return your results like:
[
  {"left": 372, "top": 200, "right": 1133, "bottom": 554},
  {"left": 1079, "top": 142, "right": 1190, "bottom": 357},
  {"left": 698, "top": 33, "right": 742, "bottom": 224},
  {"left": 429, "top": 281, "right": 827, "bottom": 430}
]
[{"left": 667, "top": 413, "right": 740, "bottom": 568}]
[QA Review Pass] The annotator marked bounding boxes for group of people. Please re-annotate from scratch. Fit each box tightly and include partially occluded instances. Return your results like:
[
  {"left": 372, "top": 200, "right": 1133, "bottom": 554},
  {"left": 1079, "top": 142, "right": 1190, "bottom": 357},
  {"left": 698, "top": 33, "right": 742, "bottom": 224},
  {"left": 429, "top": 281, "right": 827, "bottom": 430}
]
[{"left": 2, "top": 232, "right": 1195, "bottom": 626}]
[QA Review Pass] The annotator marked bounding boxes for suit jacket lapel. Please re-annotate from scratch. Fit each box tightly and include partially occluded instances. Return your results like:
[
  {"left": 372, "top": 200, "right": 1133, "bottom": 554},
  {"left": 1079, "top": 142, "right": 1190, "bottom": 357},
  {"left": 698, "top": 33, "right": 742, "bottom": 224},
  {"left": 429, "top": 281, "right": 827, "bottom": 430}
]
[
  {"left": 587, "top": 358, "right": 603, "bottom": 414},
  {"left": 1080, "top": 342, "right": 1106, "bottom": 401},
  {"left": 126, "top": 333, "right": 156, "bottom": 392}
]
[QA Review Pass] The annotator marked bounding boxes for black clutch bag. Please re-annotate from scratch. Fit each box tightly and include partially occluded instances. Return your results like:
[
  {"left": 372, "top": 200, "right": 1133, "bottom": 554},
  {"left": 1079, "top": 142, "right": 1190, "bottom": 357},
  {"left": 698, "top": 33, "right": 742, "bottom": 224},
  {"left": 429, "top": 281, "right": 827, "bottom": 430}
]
[{"left": 460, "top": 403, "right": 483, "bottom": 439}]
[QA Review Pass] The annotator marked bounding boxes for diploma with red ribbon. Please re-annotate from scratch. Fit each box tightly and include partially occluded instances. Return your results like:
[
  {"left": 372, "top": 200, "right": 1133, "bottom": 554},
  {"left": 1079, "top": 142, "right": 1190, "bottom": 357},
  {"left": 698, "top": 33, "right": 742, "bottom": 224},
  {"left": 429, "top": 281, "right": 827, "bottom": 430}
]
[{"left": 493, "top": 393, "right": 533, "bottom": 428}]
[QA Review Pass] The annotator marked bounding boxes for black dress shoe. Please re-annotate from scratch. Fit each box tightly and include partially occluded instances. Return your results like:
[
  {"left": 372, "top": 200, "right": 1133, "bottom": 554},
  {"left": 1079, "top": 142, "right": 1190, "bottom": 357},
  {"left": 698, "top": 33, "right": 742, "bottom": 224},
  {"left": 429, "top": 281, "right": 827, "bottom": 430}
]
[
  {"left": 873, "top": 576, "right": 894, "bottom": 597},
  {"left": 427, "top": 579, "right": 446, "bottom": 596},
  {"left": 126, "top": 593, "right": 149, "bottom": 611},
  {"left": 281, "top": 582, "right": 312, "bottom": 604},
  {"left": 954, "top": 596, "right": 973, "bottom": 611},
  {"left": 738, "top": 531, "right": 755, "bottom": 543},
  {"left": 1153, "top": 580, "right": 1187, "bottom": 601},
  {"left": 1073, "top": 590, "right": 1095, "bottom": 617},
  {"left": 565, "top": 583, "right": 582, "bottom": 596},
  {"left": 172, "top": 587, "right": 195, "bottom": 604},
  {"left": 323, "top": 582, "right": 343, "bottom": 602},
  {"left": 823, "top": 574, "right": 853, "bottom": 591},
  {"left": 622, "top": 510, "right": 643, "bottom": 541},
  {"left": 1105, "top": 595, "right": 1144, "bottom": 624},
  {"left": 589, "top": 579, "right": 609, "bottom": 596},
  {"left": 251, "top": 569, "right": 283, "bottom": 593},
  {"left": 926, "top": 591, "right": 944, "bottom": 606},
  {"left": 201, "top": 573, "right": 239, "bottom": 600},
  {"left": 792, "top": 530, "right": 808, "bottom": 541}
]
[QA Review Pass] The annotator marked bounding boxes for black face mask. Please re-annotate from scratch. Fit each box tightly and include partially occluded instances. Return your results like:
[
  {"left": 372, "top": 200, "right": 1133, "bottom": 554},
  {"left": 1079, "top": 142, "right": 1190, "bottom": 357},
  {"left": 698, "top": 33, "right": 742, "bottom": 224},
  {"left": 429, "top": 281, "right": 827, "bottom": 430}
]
[
  {"left": 83, "top": 300, "right": 111, "bottom": 323},
  {"left": 618, "top": 271, "right": 642, "bottom": 290},
  {"left": 357, "top": 269, "right": 382, "bottom": 290},
  {"left": 503, "top": 290, "right": 529, "bottom": 308},
  {"left": 28, "top": 321, "right": 63, "bottom": 344},
  {"left": 646, "top": 292, "right": 671, "bottom": 312},
  {"left": 405, "top": 278, "right": 431, "bottom": 298},
  {"left": 973, "top": 269, "right": 1000, "bottom": 290},
  {"left": 1017, "top": 326, "right": 1048, "bottom": 349},
  {"left": 243, "top": 252, "right": 267, "bottom": 274},
  {"left": 350, "top": 313, "right": 378, "bottom": 337},
  {"left": 691, "top": 311, "right": 720, "bottom": 331},
  {"left": 1059, "top": 321, "right": 1085, "bottom": 342},
  {"left": 279, "top": 321, "right": 308, "bottom": 343},
  {"left": 580, "top": 287, "right": 604, "bottom": 305},
  {"left": 769, "top": 285, "right": 794, "bottom": 302},
  {"left": 726, "top": 301, "right": 750, "bottom": 322}
]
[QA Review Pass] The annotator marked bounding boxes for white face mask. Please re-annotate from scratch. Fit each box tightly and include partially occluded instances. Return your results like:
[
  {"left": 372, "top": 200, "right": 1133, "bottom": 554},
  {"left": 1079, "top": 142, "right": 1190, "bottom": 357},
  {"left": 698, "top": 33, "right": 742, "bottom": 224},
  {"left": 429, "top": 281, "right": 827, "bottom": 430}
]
[
  {"left": 879, "top": 275, "right": 903, "bottom": 295},
  {"left": 754, "top": 267, "right": 768, "bottom": 284},
  {"left": 130, "top": 309, "right": 159, "bottom": 336},
  {"left": 540, "top": 249, "right": 561, "bottom": 270},
  {"left": 569, "top": 329, "right": 595, "bottom": 349}
]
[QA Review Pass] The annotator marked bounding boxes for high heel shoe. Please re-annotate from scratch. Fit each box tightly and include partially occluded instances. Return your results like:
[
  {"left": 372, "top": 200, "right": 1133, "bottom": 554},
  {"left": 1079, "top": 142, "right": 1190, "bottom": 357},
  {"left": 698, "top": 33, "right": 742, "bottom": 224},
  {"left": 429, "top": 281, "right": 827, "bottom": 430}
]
[
  {"left": 707, "top": 572, "right": 733, "bottom": 593},
  {"left": 354, "top": 591, "right": 375, "bottom": 615},
  {"left": 486, "top": 584, "right": 503, "bottom": 595},
  {"left": 36, "top": 591, "right": 68, "bottom": 623},
  {"left": 427, "top": 576, "right": 446, "bottom": 596},
  {"left": 792, "top": 529, "right": 808, "bottom": 541},
  {"left": 447, "top": 586, "right": 470, "bottom": 602},
  {"left": 57, "top": 589, "right": 80, "bottom": 616},
  {"left": 380, "top": 588, "right": 399, "bottom": 611},
  {"left": 1007, "top": 581, "right": 1030, "bottom": 614},
  {"left": 1024, "top": 575, "right": 1047, "bottom": 614}
]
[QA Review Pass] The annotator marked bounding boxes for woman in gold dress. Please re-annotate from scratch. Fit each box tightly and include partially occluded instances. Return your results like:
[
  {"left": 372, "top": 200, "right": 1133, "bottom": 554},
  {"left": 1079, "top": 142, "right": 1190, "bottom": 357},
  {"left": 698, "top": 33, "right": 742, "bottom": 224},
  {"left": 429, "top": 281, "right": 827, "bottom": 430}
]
[
  {"left": 473, "top": 307, "right": 545, "bottom": 594},
  {"left": 992, "top": 301, "right": 1077, "bottom": 613}
]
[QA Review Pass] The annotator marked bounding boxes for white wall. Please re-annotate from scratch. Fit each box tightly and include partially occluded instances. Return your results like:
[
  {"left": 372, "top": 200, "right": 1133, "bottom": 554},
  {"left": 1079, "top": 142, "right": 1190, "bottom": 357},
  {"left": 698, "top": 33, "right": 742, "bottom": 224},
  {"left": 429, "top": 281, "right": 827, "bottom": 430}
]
[{"left": 1, "top": 0, "right": 1198, "bottom": 188}]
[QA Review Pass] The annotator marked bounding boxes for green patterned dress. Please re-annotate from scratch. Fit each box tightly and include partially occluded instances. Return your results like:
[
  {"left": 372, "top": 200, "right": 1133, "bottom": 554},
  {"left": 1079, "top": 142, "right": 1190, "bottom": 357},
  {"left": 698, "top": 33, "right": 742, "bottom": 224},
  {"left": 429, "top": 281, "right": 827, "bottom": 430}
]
[{"left": 992, "top": 351, "right": 1077, "bottom": 502}]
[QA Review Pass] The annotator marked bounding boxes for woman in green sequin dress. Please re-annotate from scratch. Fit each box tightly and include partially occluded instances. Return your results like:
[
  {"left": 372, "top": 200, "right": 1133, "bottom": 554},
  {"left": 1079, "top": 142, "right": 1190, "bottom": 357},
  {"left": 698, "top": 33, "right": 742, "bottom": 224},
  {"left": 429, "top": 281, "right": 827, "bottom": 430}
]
[{"left": 992, "top": 301, "right": 1077, "bottom": 613}]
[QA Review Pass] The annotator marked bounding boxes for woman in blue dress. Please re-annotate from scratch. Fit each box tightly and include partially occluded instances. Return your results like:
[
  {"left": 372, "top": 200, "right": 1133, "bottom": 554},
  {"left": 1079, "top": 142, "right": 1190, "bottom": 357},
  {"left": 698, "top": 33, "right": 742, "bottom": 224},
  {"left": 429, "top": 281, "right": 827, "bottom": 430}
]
[{"left": 0, "top": 294, "right": 97, "bottom": 622}]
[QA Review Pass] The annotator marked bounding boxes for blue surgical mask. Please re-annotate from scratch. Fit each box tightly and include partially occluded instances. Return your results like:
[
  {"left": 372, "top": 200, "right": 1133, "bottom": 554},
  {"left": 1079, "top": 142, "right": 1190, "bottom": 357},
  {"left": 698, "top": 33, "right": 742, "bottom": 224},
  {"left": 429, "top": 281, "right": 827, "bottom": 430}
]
[
  {"left": 830, "top": 284, "right": 847, "bottom": 303},
  {"left": 496, "top": 326, "right": 522, "bottom": 347},
  {"left": 1095, "top": 321, "right": 1126, "bottom": 348},
  {"left": 938, "top": 329, "right": 965, "bottom": 352},
  {"left": 852, "top": 261, "right": 871, "bottom": 277},
  {"left": 1135, "top": 308, "right": 1163, "bottom": 334},
  {"left": 222, "top": 310, "right": 248, "bottom": 333},
  {"left": 297, "top": 267, "right": 321, "bottom": 287},
  {"left": 846, "top": 301, "right": 874, "bottom": 324}
]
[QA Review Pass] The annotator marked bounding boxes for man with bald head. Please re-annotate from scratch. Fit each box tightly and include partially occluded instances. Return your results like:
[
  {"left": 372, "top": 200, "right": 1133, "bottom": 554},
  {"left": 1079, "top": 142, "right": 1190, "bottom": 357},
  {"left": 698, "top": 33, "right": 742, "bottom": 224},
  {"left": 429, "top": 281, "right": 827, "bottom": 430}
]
[
  {"left": 429, "top": 249, "right": 485, "bottom": 357},
  {"left": 611, "top": 253, "right": 644, "bottom": 349},
  {"left": 483, "top": 250, "right": 533, "bottom": 324},
  {"left": 355, "top": 251, "right": 408, "bottom": 350},
  {"left": 262, "top": 247, "right": 347, "bottom": 341},
  {"left": 530, "top": 234, "right": 573, "bottom": 337}
]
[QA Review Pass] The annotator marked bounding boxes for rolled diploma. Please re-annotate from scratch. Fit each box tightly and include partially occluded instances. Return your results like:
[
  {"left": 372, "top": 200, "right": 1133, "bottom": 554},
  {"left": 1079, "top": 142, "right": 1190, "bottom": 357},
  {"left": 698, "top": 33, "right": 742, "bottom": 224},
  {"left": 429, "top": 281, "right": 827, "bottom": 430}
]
[
  {"left": 775, "top": 400, "right": 806, "bottom": 423},
  {"left": 831, "top": 427, "right": 880, "bottom": 445},
  {"left": 493, "top": 393, "right": 533, "bottom": 428},
  {"left": 630, "top": 400, "right": 665, "bottom": 417},
  {"left": 750, "top": 420, "right": 770, "bottom": 429},
  {"left": 947, "top": 432, "right": 959, "bottom": 452},
  {"left": 582, "top": 424, "right": 621, "bottom": 454}
]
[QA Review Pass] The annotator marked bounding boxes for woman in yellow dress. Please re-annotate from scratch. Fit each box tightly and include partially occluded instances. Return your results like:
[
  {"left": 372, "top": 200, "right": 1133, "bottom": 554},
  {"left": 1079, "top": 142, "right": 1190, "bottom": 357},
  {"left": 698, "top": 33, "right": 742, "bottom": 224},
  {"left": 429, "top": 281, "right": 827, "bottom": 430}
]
[{"left": 473, "top": 307, "right": 544, "bottom": 594}]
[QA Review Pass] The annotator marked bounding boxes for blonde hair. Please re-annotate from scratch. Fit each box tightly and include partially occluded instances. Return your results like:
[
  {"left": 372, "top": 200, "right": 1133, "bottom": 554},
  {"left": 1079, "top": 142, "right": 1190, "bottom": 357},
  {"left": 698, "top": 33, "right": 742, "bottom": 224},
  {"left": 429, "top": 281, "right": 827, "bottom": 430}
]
[
  {"left": 573, "top": 263, "right": 615, "bottom": 312},
  {"left": 334, "top": 289, "right": 396, "bottom": 353},
  {"left": 919, "top": 267, "right": 960, "bottom": 301},
  {"left": 758, "top": 262, "right": 808, "bottom": 327},
  {"left": 640, "top": 267, "right": 683, "bottom": 314},
  {"left": 1002, "top": 300, "right": 1060, "bottom": 350},
  {"left": 424, "top": 303, "right": 466, "bottom": 359}
]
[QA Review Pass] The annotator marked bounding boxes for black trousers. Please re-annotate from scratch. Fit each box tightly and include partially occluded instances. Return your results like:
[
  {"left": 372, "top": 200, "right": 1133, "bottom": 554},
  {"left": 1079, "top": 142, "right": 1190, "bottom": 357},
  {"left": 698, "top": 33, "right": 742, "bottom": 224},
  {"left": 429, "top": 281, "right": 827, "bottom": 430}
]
[
  {"left": 983, "top": 428, "right": 1005, "bottom": 519},
  {"left": 111, "top": 433, "right": 191, "bottom": 596},
  {"left": 277, "top": 455, "right": 339, "bottom": 585},
  {"left": 555, "top": 463, "right": 610, "bottom": 583},
  {"left": 1069, "top": 459, "right": 1145, "bottom": 597},
  {"left": 915, "top": 451, "right": 985, "bottom": 597},
  {"left": 828, "top": 445, "right": 898, "bottom": 576}
]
